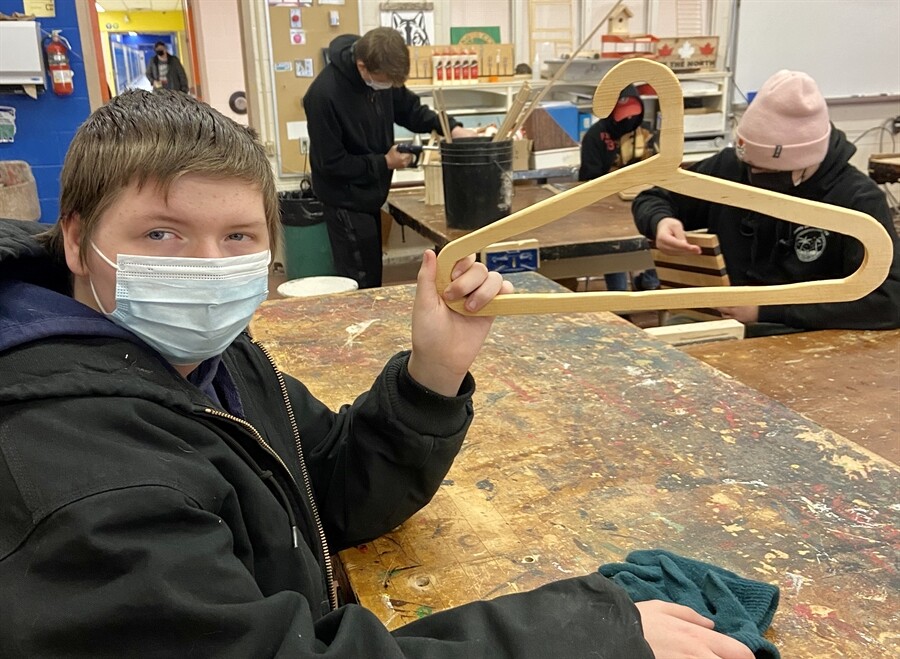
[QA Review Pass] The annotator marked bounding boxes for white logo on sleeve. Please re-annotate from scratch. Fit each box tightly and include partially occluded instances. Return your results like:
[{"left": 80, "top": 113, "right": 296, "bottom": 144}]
[{"left": 794, "top": 227, "right": 828, "bottom": 263}]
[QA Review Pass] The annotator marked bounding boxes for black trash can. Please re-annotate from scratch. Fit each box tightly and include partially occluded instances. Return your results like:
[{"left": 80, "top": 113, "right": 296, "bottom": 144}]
[{"left": 279, "top": 191, "right": 336, "bottom": 280}]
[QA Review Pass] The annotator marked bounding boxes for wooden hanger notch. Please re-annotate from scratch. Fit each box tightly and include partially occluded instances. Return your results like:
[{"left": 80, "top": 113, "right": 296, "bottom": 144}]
[{"left": 435, "top": 58, "right": 893, "bottom": 316}]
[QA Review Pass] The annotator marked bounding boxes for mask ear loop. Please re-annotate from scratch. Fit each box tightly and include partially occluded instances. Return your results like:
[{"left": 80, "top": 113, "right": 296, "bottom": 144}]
[{"left": 88, "top": 242, "right": 118, "bottom": 315}]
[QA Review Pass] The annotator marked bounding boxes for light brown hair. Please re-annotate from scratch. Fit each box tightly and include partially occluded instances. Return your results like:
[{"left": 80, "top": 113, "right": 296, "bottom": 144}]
[
  {"left": 38, "top": 89, "right": 280, "bottom": 265},
  {"left": 355, "top": 27, "right": 410, "bottom": 86}
]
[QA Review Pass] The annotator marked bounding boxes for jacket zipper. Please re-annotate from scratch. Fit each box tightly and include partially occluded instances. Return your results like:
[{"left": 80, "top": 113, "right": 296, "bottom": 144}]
[
  {"left": 252, "top": 339, "right": 338, "bottom": 611},
  {"left": 202, "top": 367, "right": 337, "bottom": 610}
]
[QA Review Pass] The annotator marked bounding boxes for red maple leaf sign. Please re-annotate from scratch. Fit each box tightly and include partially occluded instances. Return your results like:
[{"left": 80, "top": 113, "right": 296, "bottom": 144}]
[
  {"left": 700, "top": 42, "right": 715, "bottom": 55},
  {"left": 658, "top": 44, "right": 673, "bottom": 57}
]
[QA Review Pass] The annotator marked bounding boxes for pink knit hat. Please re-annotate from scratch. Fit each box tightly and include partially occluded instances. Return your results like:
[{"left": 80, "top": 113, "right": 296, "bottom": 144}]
[{"left": 735, "top": 70, "right": 831, "bottom": 171}]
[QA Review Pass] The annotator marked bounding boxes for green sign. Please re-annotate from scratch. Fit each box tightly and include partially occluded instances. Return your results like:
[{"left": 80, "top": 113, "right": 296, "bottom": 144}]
[{"left": 450, "top": 26, "right": 501, "bottom": 45}]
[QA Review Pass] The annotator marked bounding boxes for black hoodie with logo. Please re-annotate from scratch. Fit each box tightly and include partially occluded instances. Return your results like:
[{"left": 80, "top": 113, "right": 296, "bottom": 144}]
[
  {"left": 303, "top": 35, "right": 459, "bottom": 214},
  {"left": 632, "top": 127, "right": 900, "bottom": 330}
]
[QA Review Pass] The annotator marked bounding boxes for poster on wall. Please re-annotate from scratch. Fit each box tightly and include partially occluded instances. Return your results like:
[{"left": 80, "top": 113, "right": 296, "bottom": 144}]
[
  {"left": 24, "top": 0, "right": 55, "bottom": 17},
  {"left": 295, "top": 59, "right": 315, "bottom": 78},
  {"left": 450, "top": 26, "right": 501, "bottom": 45},
  {"left": 0, "top": 107, "right": 16, "bottom": 144},
  {"left": 380, "top": 5, "right": 434, "bottom": 46}
]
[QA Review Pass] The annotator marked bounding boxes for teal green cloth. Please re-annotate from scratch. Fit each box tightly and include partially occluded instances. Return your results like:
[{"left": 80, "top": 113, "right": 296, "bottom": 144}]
[{"left": 599, "top": 549, "right": 780, "bottom": 659}]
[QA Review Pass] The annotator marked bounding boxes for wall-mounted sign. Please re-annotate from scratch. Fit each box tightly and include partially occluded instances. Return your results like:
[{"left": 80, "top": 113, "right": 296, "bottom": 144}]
[
  {"left": 450, "top": 26, "right": 501, "bottom": 45},
  {"left": 24, "top": 0, "right": 55, "bottom": 17}
]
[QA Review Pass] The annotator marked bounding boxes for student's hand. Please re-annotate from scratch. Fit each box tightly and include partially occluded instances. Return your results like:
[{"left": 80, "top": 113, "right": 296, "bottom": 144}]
[
  {"left": 408, "top": 250, "right": 513, "bottom": 396},
  {"left": 655, "top": 218, "right": 703, "bottom": 255},
  {"left": 386, "top": 145, "right": 414, "bottom": 170},
  {"left": 717, "top": 306, "right": 759, "bottom": 324},
  {"left": 451, "top": 126, "right": 477, "bottom": 139},
  {"left": 636, "top": 600, "right": 754, "bottom": 659}
]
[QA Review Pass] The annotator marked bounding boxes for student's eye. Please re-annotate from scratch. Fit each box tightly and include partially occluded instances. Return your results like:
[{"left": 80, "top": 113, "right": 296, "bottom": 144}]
[
  {"left": 147, "top": 230, "right": 175, "bottom": 241},
  {"left": 227, "top": 233, "right": 248, "bottom": 241}
]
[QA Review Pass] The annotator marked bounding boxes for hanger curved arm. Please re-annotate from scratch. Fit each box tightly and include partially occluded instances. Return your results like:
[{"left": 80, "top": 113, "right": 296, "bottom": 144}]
[{"left": 434, "top": 59, "right": 893, "bottom": 316}]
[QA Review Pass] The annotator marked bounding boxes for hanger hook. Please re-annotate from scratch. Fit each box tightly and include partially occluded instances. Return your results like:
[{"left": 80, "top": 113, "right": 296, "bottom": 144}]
[{"left": 592, "top": 58, "right": 684, "bottom": 169}]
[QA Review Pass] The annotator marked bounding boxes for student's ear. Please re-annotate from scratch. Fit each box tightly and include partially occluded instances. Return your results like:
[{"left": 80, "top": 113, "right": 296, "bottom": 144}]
[{"left": 60, "top": 213, "right": 88, "bottom": 277}]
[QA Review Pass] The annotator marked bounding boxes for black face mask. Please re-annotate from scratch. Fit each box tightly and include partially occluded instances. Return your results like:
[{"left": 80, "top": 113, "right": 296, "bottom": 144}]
[{"left": 748, "top": 169, "right": 795, "bottom": 193}]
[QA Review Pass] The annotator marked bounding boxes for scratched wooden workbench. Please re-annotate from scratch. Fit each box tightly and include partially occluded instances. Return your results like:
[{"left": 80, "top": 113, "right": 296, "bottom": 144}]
[
  {"left": 251, "top": 273, "right": 898, "bottom": 658},
  {"left": 684, "top": 329, "right": 900, "bottom": 465}
]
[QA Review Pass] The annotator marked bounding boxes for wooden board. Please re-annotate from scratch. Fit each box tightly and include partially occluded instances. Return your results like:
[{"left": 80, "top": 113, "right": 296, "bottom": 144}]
[
  {"left": 645, "top": 318, "right": 744, "bottom": 345},
  {"left": 250, "top": 273, "right": 899, "bottom": 658},
  {"left": 684, "top": 329, "right": 900, "bottom": 465}
]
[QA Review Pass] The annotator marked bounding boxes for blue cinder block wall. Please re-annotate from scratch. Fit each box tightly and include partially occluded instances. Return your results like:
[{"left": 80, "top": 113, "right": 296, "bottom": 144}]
[{"left": 0, "top": 1, "right": 92, "bottom": 223}]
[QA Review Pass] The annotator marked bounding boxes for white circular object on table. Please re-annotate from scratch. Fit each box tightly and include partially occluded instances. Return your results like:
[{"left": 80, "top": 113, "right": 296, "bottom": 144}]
[{"left": 277, "top": 276, "right": 359, "bottom": 298}]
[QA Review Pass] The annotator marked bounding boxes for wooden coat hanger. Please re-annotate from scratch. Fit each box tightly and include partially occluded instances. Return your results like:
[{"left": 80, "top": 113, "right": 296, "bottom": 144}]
[{"left": 435, "top": 59, "right": 894, "bottom": 316}]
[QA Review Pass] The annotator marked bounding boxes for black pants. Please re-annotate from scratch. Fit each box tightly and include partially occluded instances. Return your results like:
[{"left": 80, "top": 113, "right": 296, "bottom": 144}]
[{"left": 322, "top": 205, "right": 383, "bottom": 289}]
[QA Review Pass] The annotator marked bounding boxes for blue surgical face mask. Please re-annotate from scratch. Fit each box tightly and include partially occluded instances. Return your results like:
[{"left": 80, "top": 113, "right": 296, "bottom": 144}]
[{"left": 89, "top": 243, "right": 270, "bottom": 365}]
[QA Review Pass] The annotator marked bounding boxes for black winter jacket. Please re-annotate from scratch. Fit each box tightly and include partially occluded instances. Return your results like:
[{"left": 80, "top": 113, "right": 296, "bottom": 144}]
[
  {"left": 146, "top": 54, "right": 189, "bottom": 93},
  {"left": 632, "top": 128, "right": 900, "bottom": 330},
  {"left": 0, "top": 220, "right": 652, "bottom": 657},
  {"left": 303, "top": 35, "right": 459, "bottom": 214}
]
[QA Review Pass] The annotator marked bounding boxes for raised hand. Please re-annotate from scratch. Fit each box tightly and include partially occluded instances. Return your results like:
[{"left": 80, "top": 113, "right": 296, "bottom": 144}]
[{"left": 408, "top": 250, "right": 513, "bottom": 396}]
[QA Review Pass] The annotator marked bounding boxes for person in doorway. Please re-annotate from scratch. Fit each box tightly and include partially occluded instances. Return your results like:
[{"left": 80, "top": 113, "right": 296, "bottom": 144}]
[
  {"left": 0, "top": 89, "right": 753, "bottom": 659},
  {"left": 579, "top": 84, "right": 659, "bottom": 292},
  {"left": 303, "top": 27, "right": 475, "bottom": 289},
  {"left": 146, "top": 41, "right": 189, "bottom": 93},
  {"left": 632, "top": 70, "right": 900, "bottom": 335}
]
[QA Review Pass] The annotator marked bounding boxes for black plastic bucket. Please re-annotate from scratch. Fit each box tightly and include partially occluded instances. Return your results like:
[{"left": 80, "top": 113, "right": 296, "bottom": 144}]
[{"left": 440, "top": 137, "right": 513, "bottom": 230}]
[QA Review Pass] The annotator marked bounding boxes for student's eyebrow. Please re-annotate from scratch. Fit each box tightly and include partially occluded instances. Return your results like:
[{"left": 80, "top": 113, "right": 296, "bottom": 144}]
[{"left": 131, "top": 214, "right": 266, "bottom": 230}]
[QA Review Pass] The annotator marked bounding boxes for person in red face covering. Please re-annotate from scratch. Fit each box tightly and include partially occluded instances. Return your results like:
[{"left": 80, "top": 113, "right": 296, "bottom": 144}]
[{"left": 579, "top": 85, "right": 659, "bottom": 292}]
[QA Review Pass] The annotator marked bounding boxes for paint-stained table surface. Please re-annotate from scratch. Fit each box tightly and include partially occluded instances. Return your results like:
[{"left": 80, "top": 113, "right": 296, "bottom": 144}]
[
  {"left": 684, "top": 329, "right": 900, "bottom": 465},
  {"left": 251, "top": 273, "right": 899, "bottom": 658},
  {"left": 387, "top": 184, "right": 652, "bottom": 278}
]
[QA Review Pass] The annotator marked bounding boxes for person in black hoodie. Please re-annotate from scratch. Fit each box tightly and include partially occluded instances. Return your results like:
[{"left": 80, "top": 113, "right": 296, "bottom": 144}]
[
  {"left": 633, "top": 70, "right": 900, "bottom": 335},
  {"left": 579, "top": 84, "right": 659, "bottom": 292},
  {"left": 0, "top": 89, "right": 754, "bottom": 658},
  {"left": 304, "top": 28, "right": 474, "bottom": 289}
]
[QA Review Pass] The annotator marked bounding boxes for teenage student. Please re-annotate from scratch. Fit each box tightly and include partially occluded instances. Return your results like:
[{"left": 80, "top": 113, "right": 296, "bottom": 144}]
[
  {"left": 0, "top": 89, "right": 751, "bottom": 659},
  {"left": 304, "top": 27, "right": 474, "bottom": 289},
  {"left": 633, "top": 70, "right": 900, "bottom": 335},
  {"left": 579, "top": 84, "right": 659, "bottom": 292}
]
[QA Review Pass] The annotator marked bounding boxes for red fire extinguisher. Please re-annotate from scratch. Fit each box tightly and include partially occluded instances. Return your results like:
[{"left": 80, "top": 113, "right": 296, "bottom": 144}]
[{"left": 44, "top": 30, "right": 74, "bottom": 96}]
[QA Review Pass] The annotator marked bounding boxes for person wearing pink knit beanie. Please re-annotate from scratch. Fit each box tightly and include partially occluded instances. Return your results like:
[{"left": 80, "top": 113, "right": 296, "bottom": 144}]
[
  {"left": 735, "top": 70, "right": 831, "bottom": 176},
  {"left": 632, "top": 69, "right": 900, "bottom": 336}
]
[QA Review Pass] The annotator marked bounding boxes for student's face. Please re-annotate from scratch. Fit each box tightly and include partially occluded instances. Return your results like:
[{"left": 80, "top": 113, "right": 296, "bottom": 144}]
[
  {"left": 356, "top": 61, "right": 394, "bottom": 88},
  {"left": 63, "top": 174, "right": 269, "bottom": 315}
]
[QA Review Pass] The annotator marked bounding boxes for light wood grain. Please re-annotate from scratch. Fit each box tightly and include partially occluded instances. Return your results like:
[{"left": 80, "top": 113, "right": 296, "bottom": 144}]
[
  {"left": 645, "top": 319, "right": 745, "bottom": 345},
  {"left": 493, "top": 82, "right": 532, "bottom": 141},
  {"left": 435, "top": 58, "right": 894, "bottom": 316}
]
